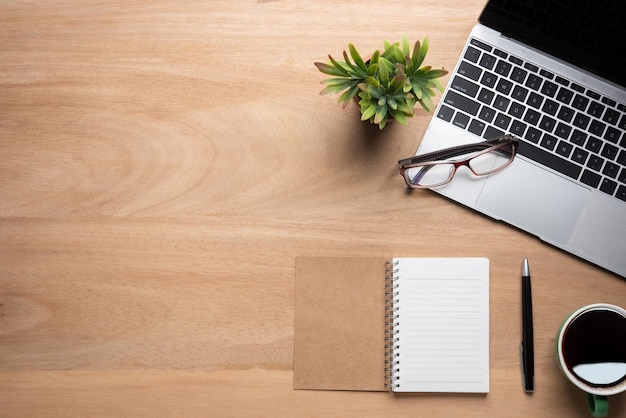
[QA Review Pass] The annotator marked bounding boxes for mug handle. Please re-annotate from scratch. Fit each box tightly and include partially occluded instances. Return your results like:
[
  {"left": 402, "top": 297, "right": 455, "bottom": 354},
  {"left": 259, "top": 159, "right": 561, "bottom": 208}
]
[{"left": 587, "top": 394, "right": 608, "bottom": 418}]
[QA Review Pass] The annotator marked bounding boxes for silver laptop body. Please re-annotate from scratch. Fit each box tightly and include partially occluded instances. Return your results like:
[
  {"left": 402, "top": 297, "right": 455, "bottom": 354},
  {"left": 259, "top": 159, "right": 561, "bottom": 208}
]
[{"left": 417, "top": 1, "right": 626, "bottom": 277}]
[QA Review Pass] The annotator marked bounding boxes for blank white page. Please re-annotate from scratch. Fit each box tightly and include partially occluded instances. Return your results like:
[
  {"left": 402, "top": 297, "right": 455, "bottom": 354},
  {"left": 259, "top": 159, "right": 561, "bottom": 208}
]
[{"left": 390, "top": 258, "right": 490, "bottom": 393}]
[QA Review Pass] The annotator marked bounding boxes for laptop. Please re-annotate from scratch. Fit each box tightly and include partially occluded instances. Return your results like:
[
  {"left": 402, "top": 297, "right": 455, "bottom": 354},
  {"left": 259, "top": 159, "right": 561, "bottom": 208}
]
[{"left": 416, "top": 0, "right": 626, "bottom": 278}]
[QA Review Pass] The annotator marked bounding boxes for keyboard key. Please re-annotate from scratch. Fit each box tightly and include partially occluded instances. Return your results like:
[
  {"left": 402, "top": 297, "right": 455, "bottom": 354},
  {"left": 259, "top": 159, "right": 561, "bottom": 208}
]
[
  {"left": 525, "top": 74, "right": 542, "bottom": 90},
  {"left": 616, "top": 185, "right": 626, "bottom": 202},
  {"left": 586, "top": 90, "right": 601, "bottom": 100},
  {"left": 600, "top": 178, "right": 617, "bottom": 195},
  {"left": 539, "top": 115, "right": 557, "bottom": 132},
  {"left": 570, "top": 129, "right": 588, "bottom": 146},
  {"left": 510, "top": 67, "right": 527, "bottom": 83},
  {"left": 478, "top": 106, "right": 496, "bottom": 123},
  {"left": 483, "top": 126, "right": 505, "bottom": 139},
  {"left": 479, "top": 53, "right": 497, "bottom": 70},
  {"left": 494, "top": 60, "right": 512, "bottom": 77},
  {"left": 477, "top": 88, "right": 495, "bottom": 105},
  {"left": 585, "top": 136, "right": 603, "bottom": 154},
  {"left": 588, "top": 101, "right": 605, "bottom": 118},
  {"left": 601, "top": 143, "right": 619, "bottom": 160},
  {"left": 458, "top": 61, "right": 482, "bottom": 81},
  {"left": 541, "top": 134, "right": 558, "bottom": 151},
  {"left": 572, "top": 147, "right": 589, "bottom": 165},
  {"left": 493, "top": 95, "right": 510, "bottom": 111},
  {"left": 496, "top": 79, "right": 513, "bottom": 95},
  {"left": 512, "top": 85, "right": 529, "bottom": 102},
  {"left": 554, "top": 122, "right": 572, "bottom": 139},
  {"left": 437, "top": 104, "right": 455, "bottom": 122},
  {"left": 494, "top": 113, "right": 512, "bottom": 130},
  {"left": 527, "top": 92, "right": 543, "bottom": 109},
  {"left": 540, "top": 69, "right": 554, "bottom": 79},
  {"left": 451, "top": 76, "right": 480, "bottom": 97},
  {"left": 555, "top": 76, "right": 570, "bottom": 86},
  {"left": 468, "top": 119, "right": 486, "bottom": 136},
  {"left": 464, "top": 46, "right": 481, "bottom": 63},
  {"left": 542, "top": 99, "right": 559, "bottom": 116},
  {"left": 572, "top": 94, "right": 589, "bottom": 111},
  {"left": 494, "top": 49, "right": 508, "bottom": 58},
  {"left": 586, "top": 155, "right": 605, "bottom": 172},
  {"left": 571, "top": 83, "right": 585, "bottom": 93},
  {"left": 509, "top": 56, "right": 523, "bottom": 66},
  {"left": 525, "top": 127, "right": 542, "bottom": 144},
  {"left": 580, "top": 170, "right": 601, "bottom": 188},
  {"left": 603, "top": 162, "right": 620, "bottom": 178},
  {"left": 444, "top": 91, "right": 480, "bottom": 116},
  {"left": 602, "top": 97, "right": 617, "bottom": 107},
  {"left": 541, "top": 80, "right": 558, "bottom": 97},
  {"left": 524, "top": 62, "right": 539, "bottom": 73},
  {"left": 453, "top": 112, "right": 471, "bottom": 129},
  {"left": 602, "top": 108, "right": 620, "bottom": 125},
  {"left": 605, "top": 127, "right": 621, "bottom": 143},
  {"left": 523, "top": 109, "right": 541, "bottom": 126},
  {"left": 555, "top": 141, "right": 574, "bottom": 158},
  {"left": 510, "top": 120, "right": 527, "bottom": 136},
  {"left": 616, "top": 150, "right": 626, "bottom": 166},
  {"left": 480, "top": 71, "right": 497, "bottom": 88},
  {"left": 470, "top": 38, "right": 492, "bottom": 51},
  {"left": 573, "top": 113, "right": 591, "bottom": 129},
  {"left": 589, "top": 119, "right": 606, "bottom": 137},
  {"left": 508, "top": 102, "right": 526, "bottom": 119},
  {"left": 619, "top": 167, "right": 626, "bottom": 183},
  {"left": 556, "top": 106, "right": 575, "bottom": 123},
  {"left": 556, "top": 87, "right": 574, "bottom": 104},
  {"left": 517, "top": 141, "right": 582, "bottom": 180}
]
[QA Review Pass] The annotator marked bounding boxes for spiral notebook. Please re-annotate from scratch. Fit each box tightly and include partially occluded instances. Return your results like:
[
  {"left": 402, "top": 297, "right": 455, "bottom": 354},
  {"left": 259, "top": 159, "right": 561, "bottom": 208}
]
[{"left": 293, "top": 256, "right": 490, "bottom": 393}]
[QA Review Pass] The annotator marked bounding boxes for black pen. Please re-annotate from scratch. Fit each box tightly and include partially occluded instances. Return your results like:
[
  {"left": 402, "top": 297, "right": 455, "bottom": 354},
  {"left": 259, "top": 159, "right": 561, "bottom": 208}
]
[{"left": 520, "top": 256, "right": 534, "bottom": 393}]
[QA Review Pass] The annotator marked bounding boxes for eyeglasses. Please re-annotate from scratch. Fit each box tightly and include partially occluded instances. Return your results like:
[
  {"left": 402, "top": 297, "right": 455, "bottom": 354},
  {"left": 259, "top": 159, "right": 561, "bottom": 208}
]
[{"left": 398, "top": 135, "right": 519, "bottom": 189}]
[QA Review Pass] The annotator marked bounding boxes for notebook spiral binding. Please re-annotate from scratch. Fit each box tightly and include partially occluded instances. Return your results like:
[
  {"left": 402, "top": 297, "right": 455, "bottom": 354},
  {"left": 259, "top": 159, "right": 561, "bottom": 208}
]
[{"left": 384, "top": 260, "right": 400, "bottom": 390}]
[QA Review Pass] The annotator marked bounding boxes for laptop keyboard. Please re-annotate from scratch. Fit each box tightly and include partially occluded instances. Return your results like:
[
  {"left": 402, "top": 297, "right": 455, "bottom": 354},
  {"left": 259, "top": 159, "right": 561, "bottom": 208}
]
[{"left": 438, "top": 37, "right": 626, "bottom": 203}]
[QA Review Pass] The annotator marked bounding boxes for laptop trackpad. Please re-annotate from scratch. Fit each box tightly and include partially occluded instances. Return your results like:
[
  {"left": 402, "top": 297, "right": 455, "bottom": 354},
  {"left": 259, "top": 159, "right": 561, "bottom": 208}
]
[{"left": 475, "top": 159, "right": 589, "bottom": 245}]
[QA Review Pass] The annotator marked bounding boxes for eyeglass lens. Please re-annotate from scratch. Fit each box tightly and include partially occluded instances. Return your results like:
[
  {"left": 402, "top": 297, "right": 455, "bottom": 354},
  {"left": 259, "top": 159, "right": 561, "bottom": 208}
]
[{"left": 405, "top": 141, "right": 516, "bottom": 188}]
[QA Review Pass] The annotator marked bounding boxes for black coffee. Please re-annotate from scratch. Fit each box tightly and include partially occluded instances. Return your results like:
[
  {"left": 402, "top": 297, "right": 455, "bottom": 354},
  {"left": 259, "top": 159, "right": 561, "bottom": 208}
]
[{"left": 562, "top": 308, "right": 626, "bottom": 387}]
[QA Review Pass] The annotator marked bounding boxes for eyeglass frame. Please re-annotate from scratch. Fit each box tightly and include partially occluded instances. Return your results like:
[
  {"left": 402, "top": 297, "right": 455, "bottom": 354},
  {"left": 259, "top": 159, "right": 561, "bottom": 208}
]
[{"left": 397, "top": 135, "right": 519, "bottom": 189}]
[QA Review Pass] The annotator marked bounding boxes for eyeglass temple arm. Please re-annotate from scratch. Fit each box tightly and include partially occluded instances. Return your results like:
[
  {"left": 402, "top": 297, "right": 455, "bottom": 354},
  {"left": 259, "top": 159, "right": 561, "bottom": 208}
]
[{"left": 398, "top": 135, "right": 516, "bottom": 167}]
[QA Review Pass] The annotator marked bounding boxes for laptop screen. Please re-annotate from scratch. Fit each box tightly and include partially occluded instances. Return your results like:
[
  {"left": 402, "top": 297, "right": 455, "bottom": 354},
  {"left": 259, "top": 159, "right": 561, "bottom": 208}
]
[{"left": 479, "top": 0, "right": 626, "bottom": 88}]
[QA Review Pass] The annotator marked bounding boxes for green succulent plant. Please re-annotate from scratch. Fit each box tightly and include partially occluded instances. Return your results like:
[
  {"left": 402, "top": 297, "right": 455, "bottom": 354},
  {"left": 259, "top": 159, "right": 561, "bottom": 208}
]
[{"left": 315, "top": 37, "right": 448, "bottom": 129}]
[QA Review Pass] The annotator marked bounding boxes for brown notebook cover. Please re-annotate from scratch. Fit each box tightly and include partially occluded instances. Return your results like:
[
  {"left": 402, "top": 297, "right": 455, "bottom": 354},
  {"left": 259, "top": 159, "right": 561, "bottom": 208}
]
[
  {"left": 293, "top": 256, "right": 387, "bottom": 391},
  {"left": 293, "top": 256, "right": 490, "bottom": 393}
]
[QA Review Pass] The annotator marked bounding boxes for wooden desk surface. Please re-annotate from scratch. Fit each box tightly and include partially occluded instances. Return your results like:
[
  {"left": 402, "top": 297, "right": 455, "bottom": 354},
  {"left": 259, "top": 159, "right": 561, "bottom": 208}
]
[{"left": 1, "top": 1, "right": 624, "bottom": 416}]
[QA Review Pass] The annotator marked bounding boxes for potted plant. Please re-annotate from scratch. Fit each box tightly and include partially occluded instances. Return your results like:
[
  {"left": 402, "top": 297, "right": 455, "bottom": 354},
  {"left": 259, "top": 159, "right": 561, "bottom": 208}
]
[{"left": 315, "top": 37, "right": 448, "bottom": 129}]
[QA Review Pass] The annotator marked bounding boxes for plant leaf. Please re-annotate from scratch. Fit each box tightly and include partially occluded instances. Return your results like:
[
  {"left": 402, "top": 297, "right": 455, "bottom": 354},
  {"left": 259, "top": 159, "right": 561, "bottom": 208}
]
[
  {"left": 320, "top": 83, "right": 348, "bottom": 95},
  {"left": 378, "top": 58, "right": 390, "bottom": 88},
  {"left": 315, "top": 61, "right": 348, "bottom": 77},
  {"left": 361, "top": 103, "right": 378, "bottom": 121},
  {"left": 419, "top": 93, "right": 434, "bottom": 112},
  {"left": 349, "top": 43, "right": 368, "bottom": 72},
  {"left": 402, "top": 36, "right": 410, "bottom": 57},
  {"left": 424, "top": 68, "right": 448, "bottom": 79},
  {"left": 390, "top": 108, "right": 409, "bottom": 125},
  {"left": 337, "top": 84, "right": 360, "bottom": 106},
  {"left": 343, "top": 50, "right": 365, "bottom": 76},
  {"left": 374, "top": 105, "right": 387, "bottom": 125},
  {"left": 413, "top": 37, "right": 428, "bottom": 68}
]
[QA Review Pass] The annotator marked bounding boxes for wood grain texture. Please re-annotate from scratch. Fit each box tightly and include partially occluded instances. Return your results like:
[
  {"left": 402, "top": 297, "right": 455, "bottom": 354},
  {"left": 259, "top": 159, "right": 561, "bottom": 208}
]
[{"left": 1, "top": 1, "right": 624, "bottom": 416}]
